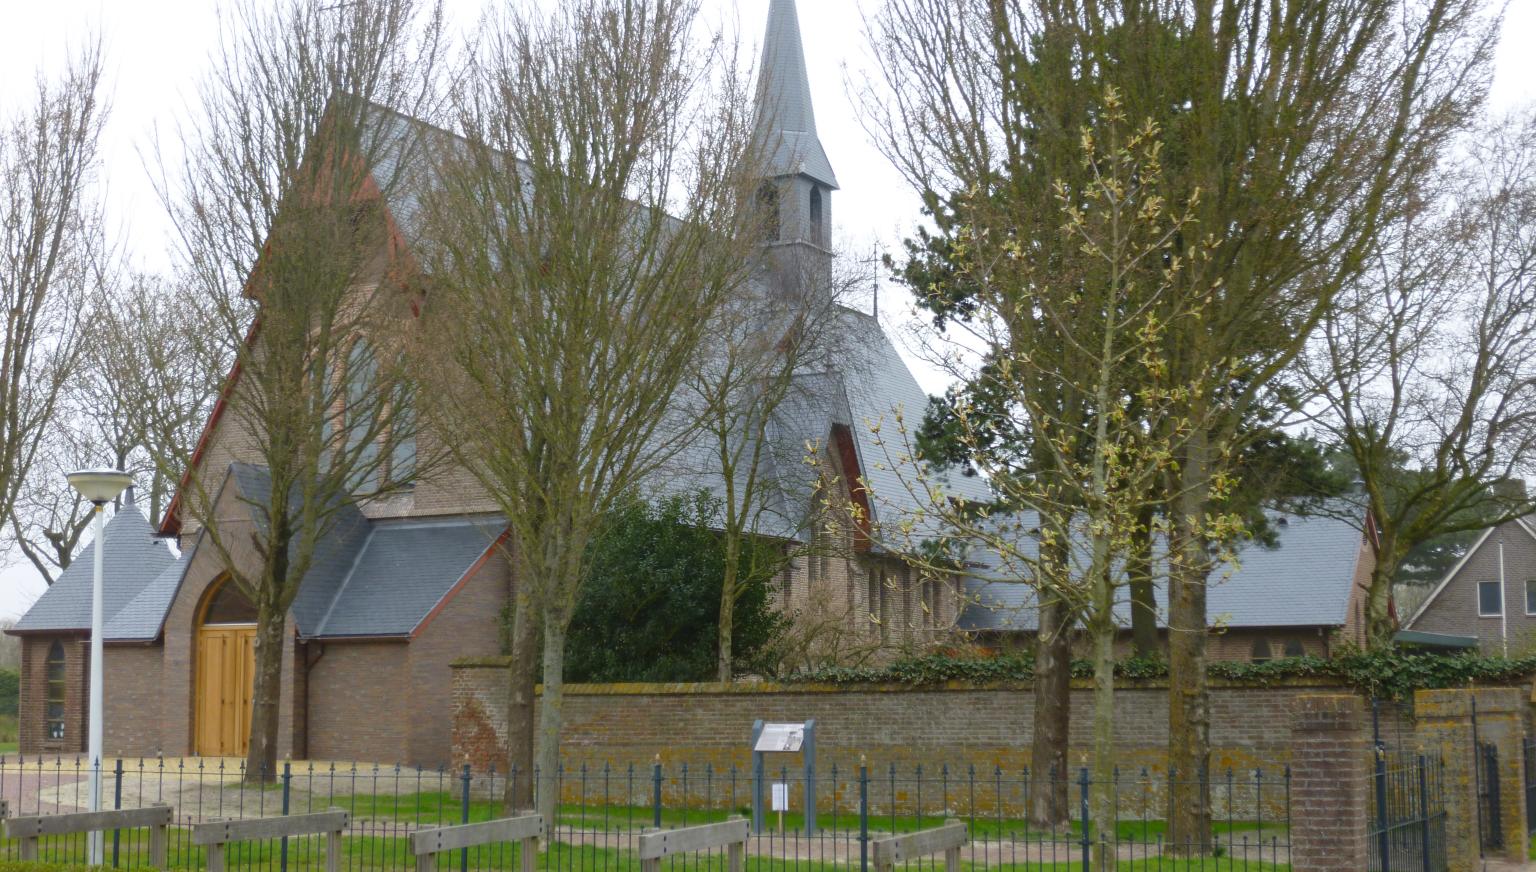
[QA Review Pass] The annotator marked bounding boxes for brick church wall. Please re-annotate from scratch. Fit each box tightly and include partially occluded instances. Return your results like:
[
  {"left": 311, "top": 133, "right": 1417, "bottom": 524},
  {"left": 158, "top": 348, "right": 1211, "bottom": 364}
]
[{"left": 17, "top": 635, "right": 87, "bottom": 755}]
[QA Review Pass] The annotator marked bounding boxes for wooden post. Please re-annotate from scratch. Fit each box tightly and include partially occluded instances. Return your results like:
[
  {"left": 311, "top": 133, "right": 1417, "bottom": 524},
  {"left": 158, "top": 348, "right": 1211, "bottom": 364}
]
[
  {"left": 326, "top": 828, "right": 341, "bottom": 872},
  {"left": 18, "top": 835, "right": 36, "bottom": 861},
  {"left": 728, "top": 839, "right": 744, "bottom": 872},
  {"left": 870, "top": 821, "right": 968, "bottom": 872},
  {"left": 521, "top": 835, "right": 537, "bottom": 872},
  {"left": 150, "top": 817, "right": 168, "bottom": 868},
  {"left": 206, "top": 841, "right": 225, "bottom": 872}
]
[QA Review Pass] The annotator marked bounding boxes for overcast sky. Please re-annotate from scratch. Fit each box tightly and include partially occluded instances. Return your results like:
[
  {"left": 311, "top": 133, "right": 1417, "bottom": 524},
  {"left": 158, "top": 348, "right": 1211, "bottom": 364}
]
[{"left": 0, "top": 0, "right": 1532, "bottom": 619}]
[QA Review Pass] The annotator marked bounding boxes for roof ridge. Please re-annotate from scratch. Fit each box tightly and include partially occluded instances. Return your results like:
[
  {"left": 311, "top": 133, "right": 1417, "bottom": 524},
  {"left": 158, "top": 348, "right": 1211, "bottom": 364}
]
[{"left": 313, "top": 521, "right": 378, "bottom": 638}]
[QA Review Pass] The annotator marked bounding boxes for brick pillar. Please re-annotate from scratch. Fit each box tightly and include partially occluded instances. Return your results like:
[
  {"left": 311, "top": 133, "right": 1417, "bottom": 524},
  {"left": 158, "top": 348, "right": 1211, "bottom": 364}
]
[
  {"left": 1289, "top": 694, "right": 1370, "bottom": 872},
  {"left": 1471, "top": 688, "right": 1529, "bottom": 863},
  {"left": 1415, "top": 689, "right": 1480, "bottom": 871}
]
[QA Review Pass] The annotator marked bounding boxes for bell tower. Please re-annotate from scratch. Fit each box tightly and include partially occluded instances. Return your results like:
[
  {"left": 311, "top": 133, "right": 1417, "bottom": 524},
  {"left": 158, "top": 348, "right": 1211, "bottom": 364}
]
[{"left": 754, "top": 0, "right": 837, "bottom": 291}]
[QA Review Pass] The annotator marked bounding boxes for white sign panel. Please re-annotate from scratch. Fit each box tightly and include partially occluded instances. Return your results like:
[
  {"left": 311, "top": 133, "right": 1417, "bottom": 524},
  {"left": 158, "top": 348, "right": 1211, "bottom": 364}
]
[
  {"left": 771, "top": 782, "right": 790, "bottom": 812},
  {"left": 754, "top": 722, "right": 805, "bottom": 752}
]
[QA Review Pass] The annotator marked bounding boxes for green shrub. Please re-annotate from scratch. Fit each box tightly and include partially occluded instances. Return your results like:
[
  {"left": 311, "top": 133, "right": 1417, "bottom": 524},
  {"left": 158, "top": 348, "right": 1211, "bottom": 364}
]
[
  {"left": 0, "top": 668, "right": 17, "bottom": 716},
  {"left": 785, "top": 647, "right": 1536, "bottom": 699}
]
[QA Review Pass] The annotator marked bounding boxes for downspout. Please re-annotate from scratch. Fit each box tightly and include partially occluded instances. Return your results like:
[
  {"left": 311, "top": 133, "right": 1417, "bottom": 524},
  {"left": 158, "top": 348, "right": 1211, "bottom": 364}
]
[{"left": 1500, "top": 542, "right": 1508, "bottom": 658}]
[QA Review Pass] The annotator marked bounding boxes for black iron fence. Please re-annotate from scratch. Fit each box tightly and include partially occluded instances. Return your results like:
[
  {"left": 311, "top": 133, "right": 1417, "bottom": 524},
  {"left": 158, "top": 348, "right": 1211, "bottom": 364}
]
[
  {"left": 0, "top": 756, "right": 1293, "bottom": 871},
  {"left": 1524, "top": 737, "right": 1536, "bottom": 833},
  {"left": 1366, "top": 752, "right": 1447, "bottom": 872},
  {"left": 1475, "top": 742, "right": 1503, "bottom": 853}
]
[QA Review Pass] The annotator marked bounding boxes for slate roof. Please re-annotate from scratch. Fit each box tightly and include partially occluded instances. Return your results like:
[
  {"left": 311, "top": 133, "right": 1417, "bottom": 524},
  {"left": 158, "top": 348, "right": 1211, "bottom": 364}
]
[
  {"left": 18, "top": 466, "right": 506, "bottom": 643},
  {"left": 754, "top": 0, "right": 838, "bottom": 188},
  {"left": 957, "top": 509, "right": 1369, "bottom": 632},
  {"left": 11, "top": 508, "right": 177, "bottom": 638}
]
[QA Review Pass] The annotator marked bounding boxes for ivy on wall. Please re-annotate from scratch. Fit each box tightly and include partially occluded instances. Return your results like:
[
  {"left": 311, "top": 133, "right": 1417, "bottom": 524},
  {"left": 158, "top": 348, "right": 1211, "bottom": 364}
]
[{"left": 786, "top": 649, "right": 1536, "bottom": 699}]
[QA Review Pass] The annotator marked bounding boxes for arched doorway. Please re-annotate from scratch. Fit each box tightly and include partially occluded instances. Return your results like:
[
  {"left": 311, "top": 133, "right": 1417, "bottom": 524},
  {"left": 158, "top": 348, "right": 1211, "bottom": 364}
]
[{"left": 194, "top": 576, "right": 257, "bottom": 757}]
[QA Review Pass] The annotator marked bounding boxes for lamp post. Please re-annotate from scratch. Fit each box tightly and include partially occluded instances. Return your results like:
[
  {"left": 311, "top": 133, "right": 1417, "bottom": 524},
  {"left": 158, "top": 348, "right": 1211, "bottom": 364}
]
[{"left": 66, "top": 468, "right": 133, "bottom": 865}]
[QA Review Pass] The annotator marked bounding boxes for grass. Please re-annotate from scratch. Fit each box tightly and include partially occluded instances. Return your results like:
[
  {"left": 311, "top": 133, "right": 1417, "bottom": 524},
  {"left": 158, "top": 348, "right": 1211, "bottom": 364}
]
[
  {"left": 317, "top": 794, "right": 1286, "bottom": 847},
  {"left": 0, "top": 828, "right": 1290, "bottom": 872}
]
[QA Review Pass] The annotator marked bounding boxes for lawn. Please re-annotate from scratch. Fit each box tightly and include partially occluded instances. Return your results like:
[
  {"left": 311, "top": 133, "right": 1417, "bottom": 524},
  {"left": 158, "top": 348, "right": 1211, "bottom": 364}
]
[
  {"left": 316, "top": 793, "right": 1287, "bottom": 847},
  {"left": 0, "top": 829, "right": 1291, "bottom": 872}
]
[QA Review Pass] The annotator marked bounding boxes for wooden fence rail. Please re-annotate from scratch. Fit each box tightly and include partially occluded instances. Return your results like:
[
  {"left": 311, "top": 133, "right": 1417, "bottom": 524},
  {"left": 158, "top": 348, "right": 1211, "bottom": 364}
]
[
  {"left": 870, "top": 821, "right": 968, "bottom": 872},
  {"left": 409, "top": 813, "right": 543, "bottom": 872},
  {"left": 3, "top": 804, "right": 174, "bottom": 866},
  {"left": 637, "top": 818, "right": 750, "bottom": 872},
  {"left": 191, "top": 808, "right": 349, "bottom": 872}
]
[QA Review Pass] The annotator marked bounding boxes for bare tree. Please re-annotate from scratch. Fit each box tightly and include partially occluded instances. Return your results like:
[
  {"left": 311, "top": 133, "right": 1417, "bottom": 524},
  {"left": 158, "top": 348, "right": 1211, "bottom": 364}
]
[
  {"left": 1303, "top": 109, "right": 1536, "bottom": 648},
  {"left": 0, "top": 43, "right": 106, "bottom": 547},
  {"left": 415, "top": 0, "right": 757, "bottom": 823},
  {"left": 688, "top": 249, "right": 858, "bottom": 681},
  {"left": 8, "top": 274, "right": 219, "bottom": 583},
  {"left": 153, "top": 0, "right": 445, "bottom": 780}
]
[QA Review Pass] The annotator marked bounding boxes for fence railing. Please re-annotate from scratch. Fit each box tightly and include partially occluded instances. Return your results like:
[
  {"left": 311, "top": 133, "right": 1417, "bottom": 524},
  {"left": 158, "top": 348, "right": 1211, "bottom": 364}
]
[
  {"left": 1367, "top": 752, "right": 1448, "bottom": 872},
  {"left": 0, "top": 755, "right": 1292, "bottom": 870}
]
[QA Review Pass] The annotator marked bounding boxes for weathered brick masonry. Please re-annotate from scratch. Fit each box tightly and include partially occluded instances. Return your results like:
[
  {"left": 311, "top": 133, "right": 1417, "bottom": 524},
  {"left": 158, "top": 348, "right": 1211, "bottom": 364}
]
[{"left": 453, "top": 659, "right": 1360, "bottom": 816}]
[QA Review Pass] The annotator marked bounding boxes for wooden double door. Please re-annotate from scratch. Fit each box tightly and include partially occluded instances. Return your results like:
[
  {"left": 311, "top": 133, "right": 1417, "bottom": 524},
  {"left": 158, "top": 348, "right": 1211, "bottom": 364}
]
[{"left": 194, "top": 624, "right": 256, "bottom": 757}]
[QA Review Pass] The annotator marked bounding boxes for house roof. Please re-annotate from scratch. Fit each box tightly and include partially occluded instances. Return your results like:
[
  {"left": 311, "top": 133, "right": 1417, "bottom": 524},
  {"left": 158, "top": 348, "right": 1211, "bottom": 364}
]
[
  {"left": 1403, "top": 516, "right": 1536, "bottom": 627},
  {"left": 10, "top": 508, "right": 178, "bottom": 638},
  {"left": 20, "top": 466, "right": 506, "bottom": 643},
  {"left": 957, "top": 508, "right": 1370, "bottom": 632}
]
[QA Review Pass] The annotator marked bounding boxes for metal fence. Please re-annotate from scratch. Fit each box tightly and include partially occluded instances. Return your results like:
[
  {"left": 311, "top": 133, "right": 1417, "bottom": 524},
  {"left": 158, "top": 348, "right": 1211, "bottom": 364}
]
[
  {"left": 0, "top": 756, "right": 1294, "bottom": 871},
  {"left": 1366, "top": 752, "right": 1447, "bottom": 872}
]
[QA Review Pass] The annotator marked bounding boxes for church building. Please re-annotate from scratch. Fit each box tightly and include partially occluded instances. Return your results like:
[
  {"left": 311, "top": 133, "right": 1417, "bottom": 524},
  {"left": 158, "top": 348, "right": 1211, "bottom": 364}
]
[{"left": 8, "top": 0, "right": 989, "bottom": 766}]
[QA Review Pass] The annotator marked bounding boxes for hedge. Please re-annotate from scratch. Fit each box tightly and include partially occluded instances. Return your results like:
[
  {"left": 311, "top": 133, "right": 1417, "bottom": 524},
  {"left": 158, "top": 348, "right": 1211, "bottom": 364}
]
[{"left": 785, "top": 648, "right": 1536, "bottom": 700}]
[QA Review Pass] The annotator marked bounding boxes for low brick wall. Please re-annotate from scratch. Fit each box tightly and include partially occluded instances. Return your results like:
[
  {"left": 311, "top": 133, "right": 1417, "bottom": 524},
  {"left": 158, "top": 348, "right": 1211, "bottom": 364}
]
[{"left": 453, "top": 658, "right": 1362, "bottom": 818}]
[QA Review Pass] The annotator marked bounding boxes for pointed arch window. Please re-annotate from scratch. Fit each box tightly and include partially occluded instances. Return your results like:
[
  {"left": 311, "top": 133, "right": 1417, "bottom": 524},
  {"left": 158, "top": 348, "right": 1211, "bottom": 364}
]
[
  {"left": 1250, "top": 638, "right": 1272, "bottom": 664},
  {"left": 45, "top": 642, "right": 66, "bottom": 740},
  {"left": 758, "top": 183, "right": 780, "bottom": 242},
  {"left": 346, "top": 340, "right": 381, "bottom": 492},
  {"left": 809, "top": 187, "right": 824, "bottom": 245}
]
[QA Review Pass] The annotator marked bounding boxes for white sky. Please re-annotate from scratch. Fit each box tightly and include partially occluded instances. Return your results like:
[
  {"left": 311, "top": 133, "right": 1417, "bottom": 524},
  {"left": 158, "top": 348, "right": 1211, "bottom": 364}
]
[{"left": 0, "top": 0, "right": 1532, "bottom": 619}]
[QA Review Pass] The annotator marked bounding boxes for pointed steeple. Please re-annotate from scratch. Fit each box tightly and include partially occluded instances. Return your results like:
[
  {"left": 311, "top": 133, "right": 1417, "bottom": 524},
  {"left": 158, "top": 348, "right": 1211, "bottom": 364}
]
[{"left": 755, "top": 0, "right": 838, "bottom": 189}]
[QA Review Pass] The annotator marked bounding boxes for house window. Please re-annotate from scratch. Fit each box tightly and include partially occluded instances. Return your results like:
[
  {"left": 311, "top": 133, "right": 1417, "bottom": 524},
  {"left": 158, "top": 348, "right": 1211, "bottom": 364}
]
[
  {"left": 1283, "top": 640, "right": 1306, "bottom": 658},
  {"left": 390, "top": 395, "right": 417, "bottom": 488},
  {"left": 1478, "top": 580, "right": 1503, "bottom": 617},
  {"left": 1526, "top": 580, "right": 1536, "bottom": 615},
  {"left": 1250, "top": 638, "right": 1271, "bottom": 664},
  {"left": 921, "top": 577, "right": 936, "bottom": 628},
  {"left": 45, "top": 642, "right": 66, "bottom": 741}
]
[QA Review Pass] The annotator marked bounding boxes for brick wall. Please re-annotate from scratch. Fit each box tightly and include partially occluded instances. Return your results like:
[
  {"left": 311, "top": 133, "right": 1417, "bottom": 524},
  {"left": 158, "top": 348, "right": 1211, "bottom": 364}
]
[
  {"left": 103, "top": 644, "right": 164, "bottom": 756},
  {"left": 452, "top": 665, "right": 1357, "bottom": 780},
  {"left": 18, "top": 635, "right": 87, "bottom": 755}
]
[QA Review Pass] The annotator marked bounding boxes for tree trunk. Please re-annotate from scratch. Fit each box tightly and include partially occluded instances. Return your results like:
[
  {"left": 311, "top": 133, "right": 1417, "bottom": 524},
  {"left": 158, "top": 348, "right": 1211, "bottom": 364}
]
[
  {"left": 1166, "top": 433, "right": 1211, "bottom": 856},
  {"left": 1029, "top": 538, "right": 1072, "bottom": 831},
  {"left": 1128, "top": 504, "right": 1159, "bottom": 659},
  {"left": 534, "top": 611, "right": 569, "bottom": 828},
  {"left": 1365, "top": 530, "right": 1400, "bottom": 649},
  {"left": 717, "top": 534, "right": 741, "bottom": 683},
  {"left": 1088, "top": 559, "right": 1117, "bottom": 871},
  {"left": 502, "top": 587, "right": 538, "bottom": 812},
  {"left": 244, "top": 597, "right": 286, "bottom": 783}
]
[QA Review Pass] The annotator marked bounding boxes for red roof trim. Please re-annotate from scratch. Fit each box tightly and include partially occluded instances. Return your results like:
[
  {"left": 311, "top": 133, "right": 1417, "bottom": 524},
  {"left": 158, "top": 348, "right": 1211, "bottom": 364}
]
[
  {"left": 410, "top": 529, "right": 509, "bottom": 638},
  {"left": 830, "top": 423, "right": 873, "bottom": 552}
]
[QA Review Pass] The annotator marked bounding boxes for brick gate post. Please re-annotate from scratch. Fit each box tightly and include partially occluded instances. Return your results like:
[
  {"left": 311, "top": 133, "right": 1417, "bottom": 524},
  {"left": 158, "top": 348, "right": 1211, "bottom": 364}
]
[
  {"left": 1289, "top": 694, "right": 1370, "bottom": 872},
  {"left": 1471, "top": 687, "right": 1529, "bottom": 864},
  {"left": 1415, "top": 688, "right": 1481, "bottom": 872}
]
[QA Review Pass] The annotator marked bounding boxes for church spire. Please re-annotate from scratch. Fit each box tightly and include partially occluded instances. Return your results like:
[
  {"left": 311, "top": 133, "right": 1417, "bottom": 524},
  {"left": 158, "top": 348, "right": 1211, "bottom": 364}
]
[{"left": 755, "top": 0, "right": 837, "bottom": 189}]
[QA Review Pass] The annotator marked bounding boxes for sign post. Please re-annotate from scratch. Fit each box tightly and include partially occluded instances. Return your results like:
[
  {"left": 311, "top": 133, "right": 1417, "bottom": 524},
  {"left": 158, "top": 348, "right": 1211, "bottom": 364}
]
[{"left": 750, "top": 720, "right": 817, "bottom": 836}]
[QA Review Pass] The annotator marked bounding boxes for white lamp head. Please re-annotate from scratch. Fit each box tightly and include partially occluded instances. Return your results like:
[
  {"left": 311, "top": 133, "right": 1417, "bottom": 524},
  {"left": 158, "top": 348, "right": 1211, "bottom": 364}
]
[{"left": 67, "top": 468, "right": 135, "bottom": 505}]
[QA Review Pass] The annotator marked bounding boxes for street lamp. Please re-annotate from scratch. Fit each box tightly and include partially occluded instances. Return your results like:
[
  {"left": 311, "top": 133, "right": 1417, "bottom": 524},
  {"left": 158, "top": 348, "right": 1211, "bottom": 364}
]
[{"left": 66, "top": 468, "right": 133, "bottom": 865}]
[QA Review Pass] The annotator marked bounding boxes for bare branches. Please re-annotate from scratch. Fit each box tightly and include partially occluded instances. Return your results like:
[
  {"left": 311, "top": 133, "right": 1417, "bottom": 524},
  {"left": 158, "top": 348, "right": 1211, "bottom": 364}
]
[
  {"left": 415, "top": 0, "right": 758, "bottom": 825},
  {"left": 0, "top": 41, "right": 107, "bottom": 542},
  {"left": 1304, "top": 107, "right": 1536, "bottom": 643},
  {"left": 153, "top": 0, "right": 447, "bottom": 781}
]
